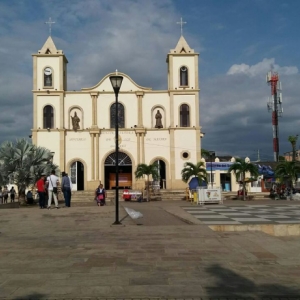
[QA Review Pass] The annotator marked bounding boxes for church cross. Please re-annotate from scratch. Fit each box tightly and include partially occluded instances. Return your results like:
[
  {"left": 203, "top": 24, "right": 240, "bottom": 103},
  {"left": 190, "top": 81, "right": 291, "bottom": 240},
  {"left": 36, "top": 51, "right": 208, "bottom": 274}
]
[
  {"left": 45, "top": 17, "right": 55, "bottom": 36},
  {"left": 176, "top": 17, "right": 187, "bottom": 36}
]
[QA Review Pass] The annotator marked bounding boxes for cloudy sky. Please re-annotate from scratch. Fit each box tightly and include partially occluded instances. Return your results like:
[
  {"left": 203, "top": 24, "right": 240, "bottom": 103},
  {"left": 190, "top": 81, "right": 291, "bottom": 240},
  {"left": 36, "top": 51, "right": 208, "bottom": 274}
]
[{"left": 1, "top": 0, "right": 300, "bottom": 161}]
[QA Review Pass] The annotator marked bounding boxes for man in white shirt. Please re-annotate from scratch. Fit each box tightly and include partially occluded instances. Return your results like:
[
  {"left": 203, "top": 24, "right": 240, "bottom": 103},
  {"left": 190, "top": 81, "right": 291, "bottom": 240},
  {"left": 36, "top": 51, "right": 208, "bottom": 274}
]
[{"left": 46, "top": 170, "right": 59, "bottom": 209}]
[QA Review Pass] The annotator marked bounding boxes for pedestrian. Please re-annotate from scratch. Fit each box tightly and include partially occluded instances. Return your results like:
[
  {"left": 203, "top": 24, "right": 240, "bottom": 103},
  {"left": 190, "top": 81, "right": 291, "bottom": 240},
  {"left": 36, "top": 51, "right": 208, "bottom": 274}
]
[
  {"left": 10, "top": 187, "right": 16, "bottom": 202},
  {"left": 26, "top": 190, "right": 34, "bottom": 204},
  {"left": 0, "top": 187, "right": 3, "bottom": 204},
  {"left": 46, "top": 170, "right": 59, "bottom": 209},
  {"left": 61, "top": 172, "right": 72, "bottom": 207},
  {"left": 95, "top": 184, "right": 106, "bottom": 206},
  {"left": 36, "top": 174, "right": 46, "bottom": 209},
  {"left": 3, "top": 186, "right": 8, "bottom": 204}
]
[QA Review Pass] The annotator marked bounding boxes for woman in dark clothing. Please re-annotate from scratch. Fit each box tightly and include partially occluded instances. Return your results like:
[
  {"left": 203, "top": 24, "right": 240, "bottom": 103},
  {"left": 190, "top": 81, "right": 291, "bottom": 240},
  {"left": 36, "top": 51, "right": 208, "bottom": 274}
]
[{"left": 95, "top": 184, "right": 107, "bottom": 206}]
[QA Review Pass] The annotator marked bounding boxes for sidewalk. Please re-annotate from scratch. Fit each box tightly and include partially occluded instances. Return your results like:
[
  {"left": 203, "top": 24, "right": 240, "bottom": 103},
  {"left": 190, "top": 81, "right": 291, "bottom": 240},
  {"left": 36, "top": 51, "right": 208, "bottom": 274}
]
[{"left": 0, "top": 201, "right": 300, "bottom": 299}]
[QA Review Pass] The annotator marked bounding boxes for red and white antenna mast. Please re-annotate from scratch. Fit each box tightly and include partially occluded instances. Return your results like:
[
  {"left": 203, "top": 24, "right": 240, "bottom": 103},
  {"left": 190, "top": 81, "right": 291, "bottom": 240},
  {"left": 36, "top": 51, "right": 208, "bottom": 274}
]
[{"left": 266, "top": 71, "right": 283, "bottom": 162}]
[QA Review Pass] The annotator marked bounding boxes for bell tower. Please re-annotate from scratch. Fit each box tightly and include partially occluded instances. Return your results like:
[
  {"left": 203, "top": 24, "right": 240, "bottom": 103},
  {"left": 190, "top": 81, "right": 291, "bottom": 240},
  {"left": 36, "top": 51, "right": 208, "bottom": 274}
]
[
  {"left": 166, "top": 35, "right": 199, "bottom": 91},
  {"left": 32, "top": 36, "right": 68, "bottom": 92}
]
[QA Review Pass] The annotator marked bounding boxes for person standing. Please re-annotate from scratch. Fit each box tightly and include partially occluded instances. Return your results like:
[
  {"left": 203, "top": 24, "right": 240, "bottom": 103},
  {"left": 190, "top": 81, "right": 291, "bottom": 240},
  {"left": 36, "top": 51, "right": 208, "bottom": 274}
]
[
  {"left": 46, "top": 170, "right": 59, "bottom": 209},
  {"left": 0, "top": 187, "right": 3, "bottom": 204},
  {"left": 3, "top": 186, "right": 8, "bottom": 204},
  {"left": 61, "top": 172, "right": 72, "bottom": 207},
  {"left": 10, "top": 187, "right": 16, "bottom": 202},
  {"left": 36, "top": 174, "right": 46, "bottom": 209}
]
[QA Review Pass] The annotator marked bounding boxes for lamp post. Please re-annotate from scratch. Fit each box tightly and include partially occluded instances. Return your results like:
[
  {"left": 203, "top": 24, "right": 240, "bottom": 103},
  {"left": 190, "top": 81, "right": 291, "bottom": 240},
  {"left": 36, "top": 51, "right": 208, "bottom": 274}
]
[
  {"left": 109, "top": 74, "right": 123, "bottom": 225},
  {"left": 208, "top": 151, "right": 215, "bottom": 188}
]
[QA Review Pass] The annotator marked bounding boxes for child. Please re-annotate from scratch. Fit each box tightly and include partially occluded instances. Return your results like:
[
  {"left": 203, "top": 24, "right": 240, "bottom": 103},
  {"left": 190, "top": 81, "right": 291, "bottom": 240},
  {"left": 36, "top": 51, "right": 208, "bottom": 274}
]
[{"left": 95, "top": 184, "right": 106, "bottom": 206}]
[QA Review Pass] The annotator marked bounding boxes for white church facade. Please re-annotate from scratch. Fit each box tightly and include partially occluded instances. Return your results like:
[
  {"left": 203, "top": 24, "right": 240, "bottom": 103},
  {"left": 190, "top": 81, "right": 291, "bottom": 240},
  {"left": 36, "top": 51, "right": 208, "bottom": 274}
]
[{"left": 32, "top": 35, "right": 203, "bottom": 191}]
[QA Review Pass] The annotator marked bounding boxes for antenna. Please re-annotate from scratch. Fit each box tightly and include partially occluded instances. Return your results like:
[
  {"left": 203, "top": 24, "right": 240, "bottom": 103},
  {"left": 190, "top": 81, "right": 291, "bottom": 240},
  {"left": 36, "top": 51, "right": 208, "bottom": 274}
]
[{"left": 266, "top": 71, "right": 283, "bottom": 162}]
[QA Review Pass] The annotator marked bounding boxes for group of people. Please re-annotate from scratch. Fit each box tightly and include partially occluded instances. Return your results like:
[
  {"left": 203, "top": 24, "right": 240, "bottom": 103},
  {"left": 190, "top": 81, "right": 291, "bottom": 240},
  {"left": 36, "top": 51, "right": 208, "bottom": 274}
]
[
  {"left": 35, "top": 171, "right": 107, "bottom": 209},
  {"left": 269, "top": 184, "right": 297, "bottom": 200},
  {"left": 35, "top": 170, "right": 73, "bottom": 209},
  {"left": 0, "top": 186, "right": 16, "bottom": 204}
]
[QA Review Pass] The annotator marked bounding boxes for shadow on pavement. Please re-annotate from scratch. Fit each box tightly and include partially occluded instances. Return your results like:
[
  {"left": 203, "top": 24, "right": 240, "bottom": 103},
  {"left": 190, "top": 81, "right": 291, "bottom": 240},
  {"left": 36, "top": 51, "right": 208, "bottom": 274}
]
[
  {"left": 13, "top": 293, "right": 45, "bottom": 300},
  {"left": 206, "top": 263, "right": 300, "bottom": 298}
]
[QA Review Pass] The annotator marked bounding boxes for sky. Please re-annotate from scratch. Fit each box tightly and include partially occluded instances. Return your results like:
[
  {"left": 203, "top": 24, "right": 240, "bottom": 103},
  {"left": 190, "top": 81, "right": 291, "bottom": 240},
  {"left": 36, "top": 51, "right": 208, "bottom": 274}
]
[{"left": 0, "top": 0, "right": 300, "bottom": 161}]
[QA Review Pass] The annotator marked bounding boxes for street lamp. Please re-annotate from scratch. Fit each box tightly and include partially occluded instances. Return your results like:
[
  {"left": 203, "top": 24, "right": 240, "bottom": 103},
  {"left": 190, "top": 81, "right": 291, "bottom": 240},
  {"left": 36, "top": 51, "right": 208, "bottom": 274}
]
[
  {"left": 208, "top": 151, "right": 215, "bottom": 188},
  {"left": 109, "top": 74, "right": 123, "bottom": 225}
]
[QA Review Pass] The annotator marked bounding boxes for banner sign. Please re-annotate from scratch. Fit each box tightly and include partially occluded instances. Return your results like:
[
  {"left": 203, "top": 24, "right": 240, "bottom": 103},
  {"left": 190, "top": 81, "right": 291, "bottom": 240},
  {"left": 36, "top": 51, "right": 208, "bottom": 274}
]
[
  {"left": 206, "top": 162, "right": 233, "bottom": 171},
  {"left": 197, "top": 188, "right": 222, "bottom": 204}
]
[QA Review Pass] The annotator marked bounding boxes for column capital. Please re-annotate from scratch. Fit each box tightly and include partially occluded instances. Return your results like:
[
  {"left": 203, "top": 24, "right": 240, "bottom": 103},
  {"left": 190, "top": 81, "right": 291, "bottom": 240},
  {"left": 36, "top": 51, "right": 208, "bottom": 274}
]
[
  {"left": 89, "top": 128, "right": 101, "bottom": 134},
  {"left": 135, "top": 128, "right": 146, "bottom": 134},
  {"left": 135, "top": 91, "right": 144, "bottom": 97},
  {"left": 90, "top": 92, "right": 99, "bottom": 97}
]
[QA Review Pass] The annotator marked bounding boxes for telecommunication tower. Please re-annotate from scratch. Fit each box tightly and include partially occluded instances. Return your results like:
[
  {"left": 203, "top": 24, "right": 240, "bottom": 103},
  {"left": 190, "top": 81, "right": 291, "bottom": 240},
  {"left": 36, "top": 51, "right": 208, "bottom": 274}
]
[{"left": 266, "top": 71, "right": 283, "bottom": 162}]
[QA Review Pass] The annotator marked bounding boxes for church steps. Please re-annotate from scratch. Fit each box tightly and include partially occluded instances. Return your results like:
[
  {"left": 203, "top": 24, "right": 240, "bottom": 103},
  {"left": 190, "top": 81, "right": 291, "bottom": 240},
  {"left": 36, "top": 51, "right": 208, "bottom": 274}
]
[{"left": 71, "top": 190, "right": 186, "bottom": 202}]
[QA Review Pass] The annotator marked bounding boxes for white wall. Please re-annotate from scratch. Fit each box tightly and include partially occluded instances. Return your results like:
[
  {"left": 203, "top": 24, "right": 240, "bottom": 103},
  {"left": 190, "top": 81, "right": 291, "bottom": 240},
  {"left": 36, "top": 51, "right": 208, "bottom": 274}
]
[
  {"left": 172, "top": 56, "right": 196, "bottom": 89},
  {"left": 37, "top": 57, "right": 60, "bottom": 90}
]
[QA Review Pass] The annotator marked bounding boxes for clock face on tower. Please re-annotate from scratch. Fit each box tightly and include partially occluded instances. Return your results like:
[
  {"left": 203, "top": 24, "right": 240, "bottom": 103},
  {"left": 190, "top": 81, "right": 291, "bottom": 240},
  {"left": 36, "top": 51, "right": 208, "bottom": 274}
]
[{"left": 44, "top": 67, "right": 52, "bottom": 76}]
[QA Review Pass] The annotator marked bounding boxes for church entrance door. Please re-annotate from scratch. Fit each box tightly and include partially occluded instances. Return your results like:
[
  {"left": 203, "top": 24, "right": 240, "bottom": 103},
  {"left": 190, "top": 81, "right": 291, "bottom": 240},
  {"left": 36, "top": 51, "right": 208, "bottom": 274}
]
[
  {"left": 70, "top": 161, "right": 84, "bottom": 191},
  {"left": 104, "top": 152, "right": 132, "bottom": 190},
  {"left": 153, "top": 160, "right": 166, "bottom": 189}
]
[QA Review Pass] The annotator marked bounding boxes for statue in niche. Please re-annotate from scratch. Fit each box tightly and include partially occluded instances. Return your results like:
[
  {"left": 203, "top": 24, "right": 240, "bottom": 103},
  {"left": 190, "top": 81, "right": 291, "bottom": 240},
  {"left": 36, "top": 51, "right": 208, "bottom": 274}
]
[
  {"left": 155, "top": 110, "right": 163, "bottom": 128},
  {"left": 71, "top": 112, "right": 80, "bottom": 131}
]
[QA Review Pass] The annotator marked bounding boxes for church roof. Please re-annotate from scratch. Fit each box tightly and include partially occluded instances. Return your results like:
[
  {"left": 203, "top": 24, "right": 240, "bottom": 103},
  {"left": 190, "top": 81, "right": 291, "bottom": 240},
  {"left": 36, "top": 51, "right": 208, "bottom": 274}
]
[
  {"left": 38, "top": 36, "right": 63, "bottom": 54},
  {"left": 81, "top": 71, "right": 152, "bottom": 92},
  {"left": 169, "top": 35, "right": 195, "bottom": 54}
]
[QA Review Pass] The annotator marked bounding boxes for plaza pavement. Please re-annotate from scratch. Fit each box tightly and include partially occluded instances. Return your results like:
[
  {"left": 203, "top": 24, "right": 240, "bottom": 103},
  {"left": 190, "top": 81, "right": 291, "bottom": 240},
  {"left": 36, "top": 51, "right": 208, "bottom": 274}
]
[{"left": 0, "top": 200, "right": 300, "bottom": 299}]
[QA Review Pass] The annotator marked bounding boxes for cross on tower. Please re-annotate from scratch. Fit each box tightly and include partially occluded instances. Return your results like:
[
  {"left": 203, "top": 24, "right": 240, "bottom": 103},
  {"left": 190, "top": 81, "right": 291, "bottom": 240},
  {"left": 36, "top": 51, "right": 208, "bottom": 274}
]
[
  {"left": 176, "top": 17, "right": 187, "bottom": 36},
  {"left": 45, "top": 17, "right": 55, "bottom": 36}
]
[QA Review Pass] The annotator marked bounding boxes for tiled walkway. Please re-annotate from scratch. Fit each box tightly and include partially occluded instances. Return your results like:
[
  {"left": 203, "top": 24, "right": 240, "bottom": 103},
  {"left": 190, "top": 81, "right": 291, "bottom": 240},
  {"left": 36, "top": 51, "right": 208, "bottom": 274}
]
[{"left": 182, "top": 204, "right": 300, "bottom": 224}]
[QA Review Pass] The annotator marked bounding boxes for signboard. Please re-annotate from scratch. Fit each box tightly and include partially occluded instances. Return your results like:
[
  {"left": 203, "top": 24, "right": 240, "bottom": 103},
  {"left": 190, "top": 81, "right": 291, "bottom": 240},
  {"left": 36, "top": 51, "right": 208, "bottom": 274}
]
[
  {"left": 197, "top": 187, "right": 222, "bottom": 205},
  {"left": 206, "top": 162, "right": 233, "bottom": 171}
]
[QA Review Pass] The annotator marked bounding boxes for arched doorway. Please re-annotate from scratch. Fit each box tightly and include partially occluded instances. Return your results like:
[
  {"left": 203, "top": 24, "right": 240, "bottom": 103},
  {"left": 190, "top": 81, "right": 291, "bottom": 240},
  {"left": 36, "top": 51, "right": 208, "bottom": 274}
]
[
  {"left": 70, "top": 161, "right": 84, "bottom": 191},
  {"left": 153, "top": 160, "right": 166, "bottom": 189},
  {"left": 104, "top": 152, "right": 132, "bottom": 190}
]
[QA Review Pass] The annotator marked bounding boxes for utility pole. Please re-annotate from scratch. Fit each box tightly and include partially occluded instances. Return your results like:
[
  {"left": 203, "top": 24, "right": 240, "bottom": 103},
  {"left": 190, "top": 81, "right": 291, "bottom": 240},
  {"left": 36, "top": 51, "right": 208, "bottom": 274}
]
[{"left": 267, "top": 71, "right": 283, "bottom": 162}]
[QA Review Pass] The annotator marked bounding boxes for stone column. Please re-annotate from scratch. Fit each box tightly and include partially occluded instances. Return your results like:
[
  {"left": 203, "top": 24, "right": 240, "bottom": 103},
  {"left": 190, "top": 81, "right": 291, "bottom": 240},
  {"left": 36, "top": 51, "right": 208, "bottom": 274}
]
[
  {"left": 90, "top": 133, "right": 95, "bottom": 180},
  {"left": 141, "top": 133, "right": 145, "bottom": 163},
  {"left": 169, "top": 128, "right": 175, "bottom": 189},
  {"left": 136, "top": 133, "right": 141, "bottom": 164},
  {"left": 96, "top": 133, "right": 99, "bottom": 180},
  {"left": 135, "top": 91, "right": 144, "bottom": 127},
  {"left": 90, "top": 92, "right": 99, "bottom": 128}
]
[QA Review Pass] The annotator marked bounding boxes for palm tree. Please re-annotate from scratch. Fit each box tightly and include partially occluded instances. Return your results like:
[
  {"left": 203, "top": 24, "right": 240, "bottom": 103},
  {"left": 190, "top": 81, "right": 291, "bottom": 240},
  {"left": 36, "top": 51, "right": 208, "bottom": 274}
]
[
  {"left": 181, "top": 162, "right": 207, "bottom": 186},
  {"left": 275, "top": 161, "right": 300, "bottom": 188},
  {"left": 201, "top": 148, "right": 210, "bottom": 159},
  {"left": 288, "top": 135, "right": 298, "bottom": 161},
  {"left": 227, "top": 158, "right": 259, "bottom": 201},
  {"left": 135, "top": 163, "right": 160, "bottom": 202},
  {"left": 0, "top": 139, "right": 59, "bottom": 204}
]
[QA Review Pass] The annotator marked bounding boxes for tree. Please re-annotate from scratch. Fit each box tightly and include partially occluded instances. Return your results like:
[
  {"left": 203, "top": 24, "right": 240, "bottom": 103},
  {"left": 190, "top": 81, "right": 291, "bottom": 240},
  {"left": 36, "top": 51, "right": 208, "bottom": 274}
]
[
  {"left": 227, "top": 158, "right": 259, "bottom": 201},
  {"left": 288, "top": 135, "right": 298, "bottom": 161},
  {"left": 0, "top": 139, "right": 59, "bottom": 204},
  {"left": 181, "top": 162, "right": 207, "bottom": 186},
  {"left": 201, "top": 148, "right": 210, "bottom": 159},
  {"left": 278, "top": 155, "right": 286, "bottom": 161},
  {"left": 135, "top": 163, "right": 160, "bottom": 202},
  {"left": 275, "top": 161, "right": 300, "bottom": 188}
]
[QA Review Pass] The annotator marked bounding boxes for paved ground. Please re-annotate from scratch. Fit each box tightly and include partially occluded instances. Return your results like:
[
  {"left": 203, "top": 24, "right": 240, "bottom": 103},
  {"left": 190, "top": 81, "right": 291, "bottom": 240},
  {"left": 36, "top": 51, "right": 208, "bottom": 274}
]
[
  {"left": 182, "top": 204, "right": 300, "bottom": 224},
  {"left": 1, "top": 200, "right": 300, "bottom": 299}
]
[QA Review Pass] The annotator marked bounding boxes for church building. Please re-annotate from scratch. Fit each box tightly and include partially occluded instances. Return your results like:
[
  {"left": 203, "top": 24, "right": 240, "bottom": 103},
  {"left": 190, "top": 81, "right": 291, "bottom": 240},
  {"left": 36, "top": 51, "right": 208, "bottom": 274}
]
[{"left": 32, "top": 35, "right": 203, "bottom": 191}]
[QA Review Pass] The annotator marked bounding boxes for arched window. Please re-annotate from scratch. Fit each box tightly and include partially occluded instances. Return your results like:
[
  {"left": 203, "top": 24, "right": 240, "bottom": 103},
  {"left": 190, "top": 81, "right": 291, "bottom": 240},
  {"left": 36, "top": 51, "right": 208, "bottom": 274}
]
[
  {"left": 43, "top": 105, "right": 54, "bottom": 128},
  {"left": 180, "top": 104, "right": 190, "bottom": 127},
  {"left": 180, "top": 66, "right": 188, "bottom": 86},
  {"left": 110, "top": 103, "right": 125, "bottom": 128},
  {"left": 44, "top": 67, "right": 53, "bottom": 87}
]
